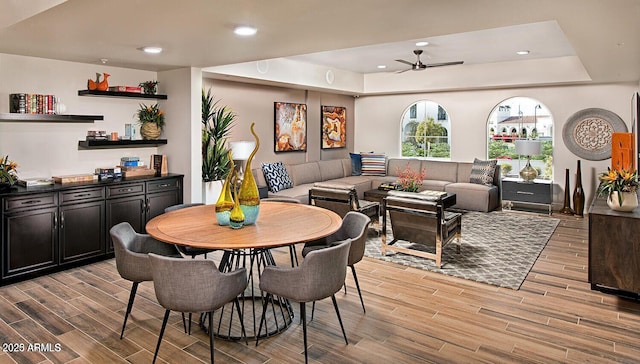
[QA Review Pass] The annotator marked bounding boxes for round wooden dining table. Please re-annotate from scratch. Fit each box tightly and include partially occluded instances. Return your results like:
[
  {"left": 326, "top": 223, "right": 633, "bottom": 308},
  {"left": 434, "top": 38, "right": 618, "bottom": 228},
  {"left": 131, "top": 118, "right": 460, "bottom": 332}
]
[{"left": 145, "top": 201, "right": 342, "bottom": 340}]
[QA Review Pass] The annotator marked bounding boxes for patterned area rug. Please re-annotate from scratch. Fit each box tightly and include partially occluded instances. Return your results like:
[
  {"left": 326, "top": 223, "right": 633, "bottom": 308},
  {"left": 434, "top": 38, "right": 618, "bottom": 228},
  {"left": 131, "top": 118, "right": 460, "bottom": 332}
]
[{"left": 365, "top": 211, "right": 560, "bottom": 290}]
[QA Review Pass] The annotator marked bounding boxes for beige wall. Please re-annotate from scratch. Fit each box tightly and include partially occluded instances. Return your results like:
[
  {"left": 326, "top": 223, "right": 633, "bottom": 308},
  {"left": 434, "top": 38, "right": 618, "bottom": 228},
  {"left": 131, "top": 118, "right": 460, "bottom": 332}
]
[
  {"left": 202, "top": 78, "right": 356, "bottom": 166},
  {"left": 355, "top": 83, "right": 640, "bottom": 206}
]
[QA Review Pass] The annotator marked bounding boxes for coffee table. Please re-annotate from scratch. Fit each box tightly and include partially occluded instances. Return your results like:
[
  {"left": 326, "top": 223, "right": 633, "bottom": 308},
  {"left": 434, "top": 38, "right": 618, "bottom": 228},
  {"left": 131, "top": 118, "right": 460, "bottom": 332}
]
[{"left": 364, "top": 188, "right": 457, "bottom": 209}]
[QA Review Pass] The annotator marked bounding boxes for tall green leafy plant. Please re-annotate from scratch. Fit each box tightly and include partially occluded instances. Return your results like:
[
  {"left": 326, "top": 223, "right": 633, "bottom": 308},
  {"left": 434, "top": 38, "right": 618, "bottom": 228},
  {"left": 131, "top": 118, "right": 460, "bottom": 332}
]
[{"left": 202, "top": 89, "right": 235, "bottom": 182}]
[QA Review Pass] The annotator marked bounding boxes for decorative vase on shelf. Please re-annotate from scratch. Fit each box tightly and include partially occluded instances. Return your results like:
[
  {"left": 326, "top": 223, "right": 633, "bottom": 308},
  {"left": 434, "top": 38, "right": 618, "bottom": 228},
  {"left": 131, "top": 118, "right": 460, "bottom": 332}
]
[
  {"left": 238, "top": 122, "right": 261, "bottom": 225},
  {"left": 229, "top": 170, "right": 245, "bottom": 229},
  {"left": 607, "top": 191, "right": 639, "bottom": 212},
  {"left": 215, "top": 171, "right": 234, "bottom": 226},
  {"left": 559, "top": 168, "right": 575, "bottom": 215},
  {"left": 572, "top": 160, "right": 584, "bottom": 217},
  {"left": 140, "top": 122, "right": 161, "bottom": 140}
]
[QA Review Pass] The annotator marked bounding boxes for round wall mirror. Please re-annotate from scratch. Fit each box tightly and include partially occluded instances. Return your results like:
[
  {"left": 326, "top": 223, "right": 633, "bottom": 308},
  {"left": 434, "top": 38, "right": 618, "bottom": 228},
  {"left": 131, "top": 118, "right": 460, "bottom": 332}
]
[
  {"left": 401, "top": 100, "right": 451, "bottom": 159},
  {"left": 487, "top": 97, "right": 554, "bottom": 179}
]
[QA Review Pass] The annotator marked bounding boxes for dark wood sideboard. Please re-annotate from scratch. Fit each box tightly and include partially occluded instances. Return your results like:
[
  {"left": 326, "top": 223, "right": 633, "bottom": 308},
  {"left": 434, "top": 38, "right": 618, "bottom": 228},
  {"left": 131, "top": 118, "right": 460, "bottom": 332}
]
[
  {"left": 588, "top": 196, "right": 640, "bottom": 297},
  {"left": 1, "top": 174, "right": 183, "bottom": 286}
]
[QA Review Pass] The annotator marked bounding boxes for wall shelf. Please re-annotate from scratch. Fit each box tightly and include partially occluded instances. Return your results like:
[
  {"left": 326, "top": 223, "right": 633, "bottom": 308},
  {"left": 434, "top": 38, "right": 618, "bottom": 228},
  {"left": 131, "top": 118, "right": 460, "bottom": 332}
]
[
  {"left": 0, "top": 113, "right": 103, "bottom": 123},
  {"left": 78, "top": 139, "right": 167, "bottom": 149},
  {"left": 78, "top": 90, "right": 168, "bottom": 100}
]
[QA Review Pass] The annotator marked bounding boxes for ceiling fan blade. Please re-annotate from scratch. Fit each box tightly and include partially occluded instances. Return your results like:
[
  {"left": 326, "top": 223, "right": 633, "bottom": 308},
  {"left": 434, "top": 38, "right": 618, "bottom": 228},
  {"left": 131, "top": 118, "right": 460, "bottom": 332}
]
[
  {"left": 425, "top": 61, "right": 464, "bottom": 68},
  {"left": 395, "top": 59, "right": 414, "bottom": 66},
  {"left": 395, "top": 68, "right": 411, "bottom": 74}
]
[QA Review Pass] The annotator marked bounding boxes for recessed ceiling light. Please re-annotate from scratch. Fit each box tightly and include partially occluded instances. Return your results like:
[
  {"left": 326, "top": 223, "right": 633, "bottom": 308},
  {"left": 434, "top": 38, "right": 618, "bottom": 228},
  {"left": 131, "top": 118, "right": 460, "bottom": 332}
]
[
  {"left": 415, "top": 41, "right": 429, "bottom": 47},
  {"left": 234, "top": 26, "right": 257, "bottom": 36},
  {"left": 141, "top": 46, "right": 163, "bottom": 54},
  {"left": 377, "top": 65, "right": 387, "bottom": 69},
  {"left": 516, "top": 50, "right": 530, "bottom": 55}
]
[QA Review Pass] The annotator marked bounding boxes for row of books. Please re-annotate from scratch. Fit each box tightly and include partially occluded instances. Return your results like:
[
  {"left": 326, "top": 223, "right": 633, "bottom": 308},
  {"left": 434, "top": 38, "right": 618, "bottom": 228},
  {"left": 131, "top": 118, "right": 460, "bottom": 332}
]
[
  {"left": 9, "top": 93, "right": 58, "bottom": 114},
  {"left": 108, "top": 86, "right": 142, "bottom": 93}
]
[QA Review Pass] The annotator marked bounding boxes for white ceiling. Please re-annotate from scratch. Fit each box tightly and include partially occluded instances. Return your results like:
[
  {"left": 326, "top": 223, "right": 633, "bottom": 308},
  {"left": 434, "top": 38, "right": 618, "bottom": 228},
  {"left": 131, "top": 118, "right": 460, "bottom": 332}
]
[{"left": 0, "top": 0, "right": 638, "bottom": 93}]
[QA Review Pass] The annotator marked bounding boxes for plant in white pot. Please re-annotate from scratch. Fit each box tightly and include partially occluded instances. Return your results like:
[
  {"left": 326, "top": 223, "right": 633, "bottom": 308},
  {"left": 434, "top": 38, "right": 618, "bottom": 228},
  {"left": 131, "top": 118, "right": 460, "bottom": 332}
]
[{"left": 202, "top": 89, "right": 235, "bottom": 203}]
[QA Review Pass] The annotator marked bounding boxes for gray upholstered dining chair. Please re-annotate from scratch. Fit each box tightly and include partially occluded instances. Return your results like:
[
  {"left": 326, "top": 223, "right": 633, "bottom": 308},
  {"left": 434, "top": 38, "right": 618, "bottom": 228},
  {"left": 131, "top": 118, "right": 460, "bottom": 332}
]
[
  {"left": 302, "top": 211, "right": 371, "bottom": 313},
  {"left": 109, "top": 222, "right": 183, "bottom": 339},
  {"left": 148, "top": 253, "right": 248, "bottom": 364},
  {"left": 261, "top": 197, "right": 303, "bottom": 266},
  {"left": 256, "top": 239, "right": 352, "bottom": 364},
  {"left": 165, "top": 203, "right": 215, "bottom": 259}
]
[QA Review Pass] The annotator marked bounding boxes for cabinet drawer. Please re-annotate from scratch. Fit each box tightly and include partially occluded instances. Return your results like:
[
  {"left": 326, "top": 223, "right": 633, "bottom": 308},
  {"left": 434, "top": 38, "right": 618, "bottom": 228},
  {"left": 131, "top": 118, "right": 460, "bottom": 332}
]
[
  {"left": 503, "top": 188, "right": 551, "bottom": 204},
  {"left": 502, "top": 181, "right": 549, "bottom": 195},
  {"left": 3, "top": 193, "right": 57, "bottom": 213},
  {"left": 60, "top": 187, "right": 105, "bottom": 205},
  {"left": 147, "top": 178, "right": 179, "bottom": 193},
  {"left": 106, "top": 183, "right": 144, "bottom": 198}
]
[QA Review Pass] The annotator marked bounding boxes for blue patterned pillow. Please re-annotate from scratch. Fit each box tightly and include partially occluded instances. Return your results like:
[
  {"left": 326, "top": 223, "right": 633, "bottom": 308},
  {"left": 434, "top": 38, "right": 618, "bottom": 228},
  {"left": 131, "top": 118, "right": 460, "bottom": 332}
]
[
  {"left": 261, "top": 162, "right": 293, "bottom": 193},
  {"left": 349, "top": 153, "right": 362, "bottom": 176},
  {"left": 360, "top": 153, "right": 386, "bottom": 176}
]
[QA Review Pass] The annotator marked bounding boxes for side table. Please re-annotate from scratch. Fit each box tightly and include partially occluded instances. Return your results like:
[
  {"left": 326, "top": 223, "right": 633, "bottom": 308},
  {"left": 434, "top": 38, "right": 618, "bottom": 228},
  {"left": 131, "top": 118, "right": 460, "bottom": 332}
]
[{"left": 501, "top": 177, "right": 553, "bottom": 215}]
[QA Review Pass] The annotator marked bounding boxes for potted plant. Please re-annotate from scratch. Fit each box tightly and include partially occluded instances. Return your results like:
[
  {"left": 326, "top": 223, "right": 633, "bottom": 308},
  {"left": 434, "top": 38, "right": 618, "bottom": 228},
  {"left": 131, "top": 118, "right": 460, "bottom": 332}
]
[
  {"left": 137, "top": 103, "right": 165, "bottom": 140},
  {"left": 597, "top": 167, "right": 639, "bottom": 211},
  {"left": 396, "top": 163, "right": 426, "bottom": 192},
  {"left": 202, "top": 89, "right": 235, "bottom": 202},
  {"left": 0, "top": 155, "right": 18, "bottom": 191},
  {"left": 139, "top": 80, "right": 158, "bottom": 95}
]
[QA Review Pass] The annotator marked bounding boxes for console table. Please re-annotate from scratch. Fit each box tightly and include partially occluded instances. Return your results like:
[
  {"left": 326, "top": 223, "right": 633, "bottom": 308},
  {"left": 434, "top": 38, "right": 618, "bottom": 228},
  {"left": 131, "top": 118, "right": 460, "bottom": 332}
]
[
  {"left": 588, "top": 196, "right": 640, "bottom": 297},
  {"left": 501, "top": 177, "right": 553, "bottom": 215}
]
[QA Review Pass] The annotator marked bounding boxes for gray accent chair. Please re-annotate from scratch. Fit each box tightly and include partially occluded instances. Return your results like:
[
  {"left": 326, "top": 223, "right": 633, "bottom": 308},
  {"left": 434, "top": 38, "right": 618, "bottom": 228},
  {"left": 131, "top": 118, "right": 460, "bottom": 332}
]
[
  {"left": 256, "top": 239, "right": 352, "bottom": 364},
  {"left": 148, "top": 253, "right": 248, "bottom": 364},
  {"left": 302, "top": 211, "right": 371, "bottom": 313},
  {"left": 165, "top": 203, "right": 215, "bottom": 259},
  {"left": 109, "top": 222, "right": 183, "bottom": 339}
]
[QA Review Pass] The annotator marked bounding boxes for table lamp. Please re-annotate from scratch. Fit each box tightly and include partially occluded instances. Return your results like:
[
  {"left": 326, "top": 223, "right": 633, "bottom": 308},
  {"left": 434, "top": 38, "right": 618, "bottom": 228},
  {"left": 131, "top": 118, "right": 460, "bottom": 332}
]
[
  {"left": 514, "top": 139, "right": 541, "bottom": 182},
  {"left": 230, "top": 141, "right": 256, "bottom": 180}
]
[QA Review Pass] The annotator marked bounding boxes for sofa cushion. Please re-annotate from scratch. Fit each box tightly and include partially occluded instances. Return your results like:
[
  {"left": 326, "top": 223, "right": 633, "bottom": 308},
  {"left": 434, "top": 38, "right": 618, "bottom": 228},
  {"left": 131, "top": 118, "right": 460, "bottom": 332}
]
[
  {"left": 268, "top": 183, "right": 315, "bottom": 204},
  {"left": 261, "top": 161, "right": 293, "bottom": 193},
  {"left": 387, "top": 158, "right": 422, "bottom": 177},
  {"left": 445, "top": 182, "right": 500, "bottom": 212},
  {"left": 289, "top": 162, "right": 321, "bottom": 186},
  {"left": 349, "top": 153, "right": 362, "bottom": 176},
  {"left": 318, "top": 159, "right": 346, "bottom": 181},
  {"left": 469, "top": 158, "right": 498, "bottom": 186},
  {"left": 361, "top": 153, "right": 386, "bottom": 176},
  {"left": 421, "top": 160, "right": 458, "bottom": 182}
]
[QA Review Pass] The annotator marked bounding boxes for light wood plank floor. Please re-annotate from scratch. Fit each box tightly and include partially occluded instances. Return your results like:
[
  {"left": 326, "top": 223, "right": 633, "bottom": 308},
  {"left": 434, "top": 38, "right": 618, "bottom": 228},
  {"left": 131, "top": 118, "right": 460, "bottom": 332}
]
[{"left": 1, "top": 213, "right": 639, "bottom": 363}]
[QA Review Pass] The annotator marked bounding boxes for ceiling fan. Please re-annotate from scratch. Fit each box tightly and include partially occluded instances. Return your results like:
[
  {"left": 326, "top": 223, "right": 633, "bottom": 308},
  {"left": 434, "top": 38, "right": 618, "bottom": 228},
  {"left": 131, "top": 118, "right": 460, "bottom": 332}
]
[{"left": 395, "top": 49, "right": 464, "bottom": 73}]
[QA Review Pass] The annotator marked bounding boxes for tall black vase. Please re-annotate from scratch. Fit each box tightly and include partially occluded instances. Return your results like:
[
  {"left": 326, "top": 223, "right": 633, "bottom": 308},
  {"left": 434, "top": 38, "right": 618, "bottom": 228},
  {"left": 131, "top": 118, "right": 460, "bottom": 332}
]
[
  {"left": 573, "top": 160, "right": 585, "bottom": 217},
  {"left": 559, "top": 168, "right": 575, "bottom": 214}
]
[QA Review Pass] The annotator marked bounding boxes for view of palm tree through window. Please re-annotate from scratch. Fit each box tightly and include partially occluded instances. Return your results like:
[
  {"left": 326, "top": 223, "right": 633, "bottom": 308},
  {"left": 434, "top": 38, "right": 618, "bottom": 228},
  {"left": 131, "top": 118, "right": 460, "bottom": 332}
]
[
  {"left": 401, "top": 100, "right": 451, "bottom": 159},
  {"left": 487, "top": 97, "right": 554, "bottom": 179}
]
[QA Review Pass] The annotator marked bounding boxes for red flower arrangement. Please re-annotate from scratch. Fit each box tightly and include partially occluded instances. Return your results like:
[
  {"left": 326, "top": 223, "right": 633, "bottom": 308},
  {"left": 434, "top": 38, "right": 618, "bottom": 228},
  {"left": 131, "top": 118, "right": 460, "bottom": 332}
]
[{"left": 396, "top": 163, "right": 426, "bottom": 192}]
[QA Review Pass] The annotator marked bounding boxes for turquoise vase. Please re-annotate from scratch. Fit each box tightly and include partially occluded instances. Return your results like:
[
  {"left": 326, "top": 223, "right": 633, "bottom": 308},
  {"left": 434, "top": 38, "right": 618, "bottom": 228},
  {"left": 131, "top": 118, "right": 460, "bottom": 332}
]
[{"left": 238, "top": 122, "right": 261, "bottom": 224}]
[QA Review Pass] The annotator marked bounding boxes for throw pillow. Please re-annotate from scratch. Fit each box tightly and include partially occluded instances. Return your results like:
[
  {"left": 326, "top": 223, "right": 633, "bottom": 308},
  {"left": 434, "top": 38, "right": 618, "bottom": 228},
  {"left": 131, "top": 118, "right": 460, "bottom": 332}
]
[
  {"left": 349, "top": 152, "right": 362, "bottom": 176},
  {"left": 360, "top": 153, "right": 386, "bottom": 176},
  {"left": 469, "top": 158, "right": 498, "bottom": 186},
  {"left": 261, "top": 162, "right": 293, "bottom": 193}
]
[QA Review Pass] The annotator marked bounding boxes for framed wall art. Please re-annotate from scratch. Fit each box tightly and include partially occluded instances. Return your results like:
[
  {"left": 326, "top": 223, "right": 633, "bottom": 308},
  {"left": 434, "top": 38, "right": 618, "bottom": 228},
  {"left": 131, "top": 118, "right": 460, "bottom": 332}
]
[
  {"left": 321, "top": 105, "right": 346, "bottom": 149},
  {"left": 274, "top": 102, "right": 307, "bottom": 152},
  {"left": 562, "top": 108, "right": 627, "bottom": 161}
]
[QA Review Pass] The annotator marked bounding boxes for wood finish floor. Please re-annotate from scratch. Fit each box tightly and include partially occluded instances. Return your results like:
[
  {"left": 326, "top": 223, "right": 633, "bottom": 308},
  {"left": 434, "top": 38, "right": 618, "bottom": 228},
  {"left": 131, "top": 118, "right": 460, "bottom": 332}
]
[{"left": 1, "top": 213, "right": 639, "bottom": 363}]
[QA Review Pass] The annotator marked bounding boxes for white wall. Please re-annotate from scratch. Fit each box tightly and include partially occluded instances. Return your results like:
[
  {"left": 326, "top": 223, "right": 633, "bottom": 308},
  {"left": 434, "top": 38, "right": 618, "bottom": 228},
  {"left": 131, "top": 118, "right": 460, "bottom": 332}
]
[
  {"left": 0, "top": 53, "right": 161, "bottom": 179},
  {"left": 355, "top": 83, "right": 639, "bottom": 206}
]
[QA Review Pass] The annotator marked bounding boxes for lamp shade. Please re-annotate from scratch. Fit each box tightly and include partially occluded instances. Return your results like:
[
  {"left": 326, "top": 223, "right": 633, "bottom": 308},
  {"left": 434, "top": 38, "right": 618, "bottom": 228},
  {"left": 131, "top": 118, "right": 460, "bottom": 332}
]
[
  {"left": 230, "top": 141, "right": 255, "bottom": 160},
  {"left": 514, "top": 139, "right": 541, "bottom": 156}
]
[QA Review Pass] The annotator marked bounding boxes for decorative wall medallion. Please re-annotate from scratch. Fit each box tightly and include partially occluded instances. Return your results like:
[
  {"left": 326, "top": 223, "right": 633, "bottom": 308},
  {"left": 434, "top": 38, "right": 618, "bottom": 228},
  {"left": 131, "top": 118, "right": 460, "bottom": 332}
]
[{"left": 562, "top": 108, "right": 627, "bottom": 160}]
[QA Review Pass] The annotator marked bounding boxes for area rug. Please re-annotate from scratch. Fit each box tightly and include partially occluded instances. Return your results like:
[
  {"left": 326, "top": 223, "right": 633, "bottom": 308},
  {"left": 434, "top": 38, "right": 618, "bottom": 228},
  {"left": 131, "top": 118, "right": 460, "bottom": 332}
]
[{"left": 365, "top": 211, "right": 560, "bottom": 290}]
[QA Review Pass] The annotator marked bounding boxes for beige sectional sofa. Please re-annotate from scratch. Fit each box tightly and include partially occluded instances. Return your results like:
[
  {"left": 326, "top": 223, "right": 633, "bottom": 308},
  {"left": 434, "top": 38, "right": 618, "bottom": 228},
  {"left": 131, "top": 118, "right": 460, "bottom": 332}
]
[{"left": 252, "top": 157, "right": 501, "bottom": 212}]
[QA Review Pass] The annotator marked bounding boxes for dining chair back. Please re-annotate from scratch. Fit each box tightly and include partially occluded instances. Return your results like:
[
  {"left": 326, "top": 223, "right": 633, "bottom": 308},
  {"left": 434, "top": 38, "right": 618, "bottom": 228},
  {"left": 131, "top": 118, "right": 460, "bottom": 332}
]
[
  {"left": 148, "top": 253, "right": 248, "bottom": 363},
  {"left": 302, "top": 211, "right": 371, "bottom": 312},
  {"left": 256, "top": 239, "right": 352, "bottom": 364},
  {"left": 109, "top": 222, "right": 181, "bottom": 339}
]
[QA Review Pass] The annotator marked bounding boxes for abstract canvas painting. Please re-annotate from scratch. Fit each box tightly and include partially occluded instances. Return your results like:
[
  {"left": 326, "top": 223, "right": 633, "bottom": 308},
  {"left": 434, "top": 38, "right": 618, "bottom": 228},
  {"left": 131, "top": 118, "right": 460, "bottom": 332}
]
[
  {"left": 274, "top": 102, "right": 307, "bottom": 152},
  {"left": 321, "top": 105, "right": 346, "bottom": 149}
]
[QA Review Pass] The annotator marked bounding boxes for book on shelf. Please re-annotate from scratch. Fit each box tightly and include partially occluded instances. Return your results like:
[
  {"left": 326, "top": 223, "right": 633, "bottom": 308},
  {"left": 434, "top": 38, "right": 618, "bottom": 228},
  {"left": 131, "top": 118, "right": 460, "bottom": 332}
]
[
  {"left": 17, "top": 178, "right": 54, "bottom": 187},
  {"left": 52, "top": 174, "right": 98, "bottom": 184},
  {"left": 108, "top": 86, "right": 142, "bottom": 93},
  {"left": 9, "top": 93, "right": 57, "bottom": 114}
]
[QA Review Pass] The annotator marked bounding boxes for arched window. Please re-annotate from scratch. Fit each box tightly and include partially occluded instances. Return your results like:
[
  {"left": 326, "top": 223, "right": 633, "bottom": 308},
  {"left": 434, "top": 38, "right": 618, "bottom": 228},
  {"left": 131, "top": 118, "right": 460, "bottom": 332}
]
[
  {"left": 401, "top": 100, "right": 451, "bottom": 159},
  {"left": 487, "top": 97, "right": 554, "bottom": 179}
]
